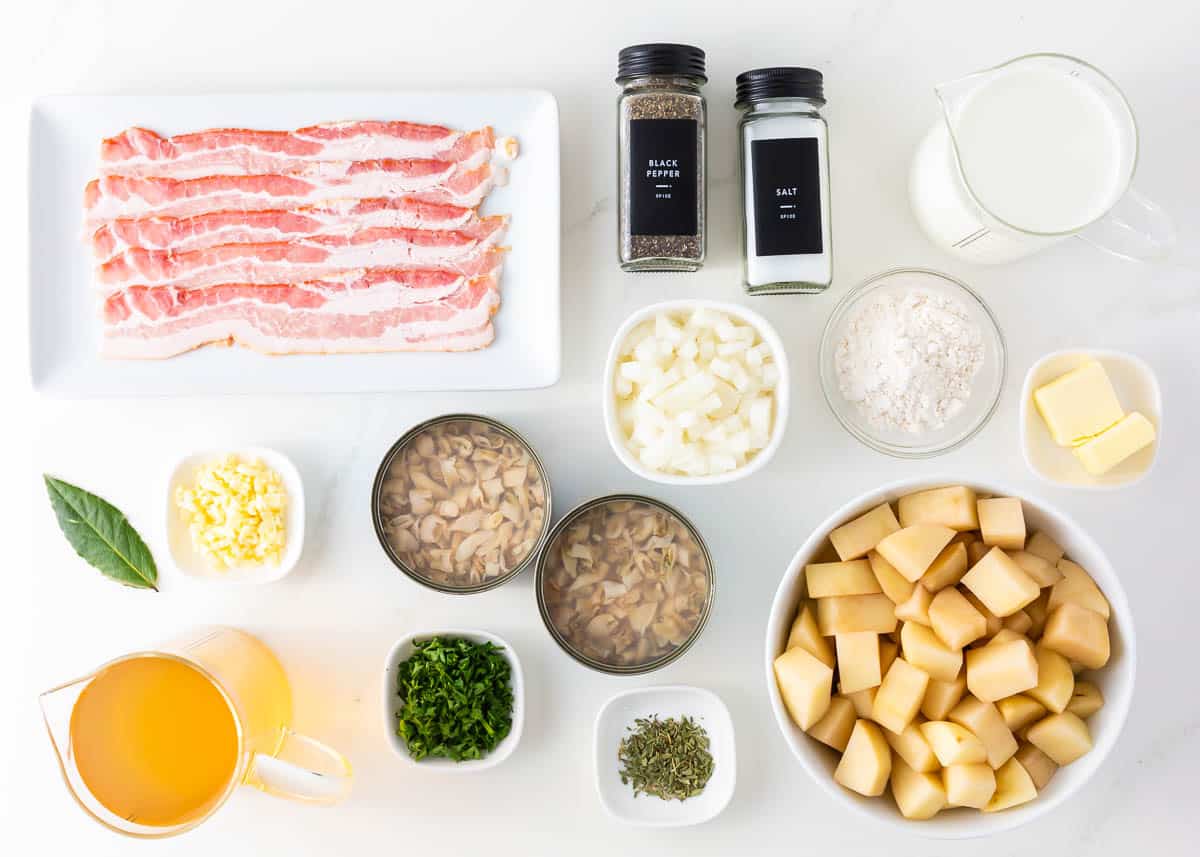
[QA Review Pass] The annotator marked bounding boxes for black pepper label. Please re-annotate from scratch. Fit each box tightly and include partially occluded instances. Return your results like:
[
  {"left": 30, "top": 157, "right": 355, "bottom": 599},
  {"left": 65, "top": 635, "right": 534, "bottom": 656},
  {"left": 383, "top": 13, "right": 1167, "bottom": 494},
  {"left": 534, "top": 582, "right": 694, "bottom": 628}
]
[
  {"left": 629, "top": 119, "right": 698, "bottom": 237},
  {"left": 751, "top": 137, "right": 822, "bottom": 256}
]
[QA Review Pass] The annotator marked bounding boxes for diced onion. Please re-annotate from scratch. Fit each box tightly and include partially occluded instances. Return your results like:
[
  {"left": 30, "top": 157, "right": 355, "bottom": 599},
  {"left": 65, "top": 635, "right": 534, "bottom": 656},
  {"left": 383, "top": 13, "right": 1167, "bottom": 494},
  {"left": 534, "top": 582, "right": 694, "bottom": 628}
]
[{"left": 613, "top": 310, "right": 778, "bottom": 477}]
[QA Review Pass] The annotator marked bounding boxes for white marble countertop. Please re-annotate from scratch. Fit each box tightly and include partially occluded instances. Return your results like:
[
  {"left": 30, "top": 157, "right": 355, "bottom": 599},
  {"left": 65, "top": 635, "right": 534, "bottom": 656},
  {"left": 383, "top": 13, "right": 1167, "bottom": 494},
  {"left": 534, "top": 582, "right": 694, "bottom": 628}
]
[{"left": 2, "top": 0, "right": 1198, "bottom": 854}]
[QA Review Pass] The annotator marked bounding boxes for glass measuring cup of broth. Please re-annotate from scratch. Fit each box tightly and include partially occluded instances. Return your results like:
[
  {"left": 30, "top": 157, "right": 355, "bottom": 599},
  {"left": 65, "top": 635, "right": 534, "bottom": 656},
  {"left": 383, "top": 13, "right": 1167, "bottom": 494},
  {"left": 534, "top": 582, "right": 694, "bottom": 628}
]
[
  {"left": 909, "top": 53, "right": 1175, "bottom": 264},
  {"left": 39, "top": 627, "right": 351, "bottom": 837}
]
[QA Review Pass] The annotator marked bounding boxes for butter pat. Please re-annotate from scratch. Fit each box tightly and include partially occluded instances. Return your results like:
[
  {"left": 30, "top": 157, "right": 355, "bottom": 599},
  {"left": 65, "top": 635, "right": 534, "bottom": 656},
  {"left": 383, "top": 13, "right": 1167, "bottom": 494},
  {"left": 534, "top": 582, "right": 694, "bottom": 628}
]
[
  {"left": 1033, "top": 361, "right": 1124, "bottom": 447},
  {"left": 1074, "top": 412, "right": 1156, "bottom": 475}
]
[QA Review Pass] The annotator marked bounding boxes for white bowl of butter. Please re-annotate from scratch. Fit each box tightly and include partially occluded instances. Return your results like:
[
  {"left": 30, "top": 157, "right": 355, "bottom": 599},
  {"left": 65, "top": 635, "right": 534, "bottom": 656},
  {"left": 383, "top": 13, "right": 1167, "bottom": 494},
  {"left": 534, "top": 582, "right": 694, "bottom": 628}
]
[
  {"left": 1020, "top": 350, "right": 1161, "bottom": 489},
  {"left": 166, "top": 447, "right": 305, "bottom": 583}
]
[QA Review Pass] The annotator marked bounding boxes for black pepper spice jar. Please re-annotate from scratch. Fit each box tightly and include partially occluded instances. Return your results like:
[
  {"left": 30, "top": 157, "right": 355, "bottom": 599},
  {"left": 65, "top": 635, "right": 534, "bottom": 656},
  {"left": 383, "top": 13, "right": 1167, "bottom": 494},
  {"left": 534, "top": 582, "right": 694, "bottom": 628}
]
[{"left": 616, "top": 44, "right": 707, "bottom": 272}]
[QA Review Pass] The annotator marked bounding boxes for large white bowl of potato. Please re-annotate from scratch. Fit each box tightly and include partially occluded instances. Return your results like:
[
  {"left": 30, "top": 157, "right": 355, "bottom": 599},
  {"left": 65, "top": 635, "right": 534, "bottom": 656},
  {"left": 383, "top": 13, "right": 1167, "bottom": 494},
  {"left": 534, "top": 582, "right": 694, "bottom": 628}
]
[{"left": 764, "top": 479, "right": 1134, "bottom": 838}]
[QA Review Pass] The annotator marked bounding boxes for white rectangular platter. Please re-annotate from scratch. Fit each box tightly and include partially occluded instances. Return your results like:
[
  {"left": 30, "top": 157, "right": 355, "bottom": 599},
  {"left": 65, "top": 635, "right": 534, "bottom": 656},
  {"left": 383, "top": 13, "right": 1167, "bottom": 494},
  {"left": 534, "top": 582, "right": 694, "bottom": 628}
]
[{"left": 29, "top": 91, "right": 560, "bottom": 395}]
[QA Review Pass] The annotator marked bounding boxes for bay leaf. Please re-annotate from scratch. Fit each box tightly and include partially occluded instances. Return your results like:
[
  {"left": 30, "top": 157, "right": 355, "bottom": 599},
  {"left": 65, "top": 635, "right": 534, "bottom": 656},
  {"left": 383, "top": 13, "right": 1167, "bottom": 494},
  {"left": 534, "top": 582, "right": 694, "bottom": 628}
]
[{"left": 44, "top": 475, "right": 158, "bottom": 591}]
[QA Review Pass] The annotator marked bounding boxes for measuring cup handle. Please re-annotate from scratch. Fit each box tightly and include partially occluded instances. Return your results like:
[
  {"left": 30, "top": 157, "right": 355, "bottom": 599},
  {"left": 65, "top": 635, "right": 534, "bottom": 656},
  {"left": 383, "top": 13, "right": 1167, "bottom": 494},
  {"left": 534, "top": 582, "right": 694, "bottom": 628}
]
[
  {"left": 1079, "top": 185, "right": 1176, "bottom": 262},
  {"left": 245, "top": 729, "right": 353, "bottom": 804}
]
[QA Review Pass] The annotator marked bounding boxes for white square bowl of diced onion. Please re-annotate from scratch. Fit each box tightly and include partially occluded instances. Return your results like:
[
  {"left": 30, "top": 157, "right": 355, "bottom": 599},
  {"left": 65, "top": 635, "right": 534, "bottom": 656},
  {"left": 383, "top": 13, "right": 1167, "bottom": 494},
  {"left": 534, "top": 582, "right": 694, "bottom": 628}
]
[
  {"left": 166, "top": 447, "right": 305, "bottom": 584},
  {"left": 604, "top": 301, "right": 790, "bottom": 485}
]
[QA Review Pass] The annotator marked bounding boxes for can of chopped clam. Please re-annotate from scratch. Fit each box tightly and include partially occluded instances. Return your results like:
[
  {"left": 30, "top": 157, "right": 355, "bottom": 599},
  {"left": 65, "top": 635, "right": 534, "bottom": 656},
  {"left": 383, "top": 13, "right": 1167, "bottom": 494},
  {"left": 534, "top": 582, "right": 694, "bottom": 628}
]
[
  {"left": 371, "top": 414, "right": 553, "bottom": 594},
  {"left": 535, "top": 494, "right": 714, "bottom": 674}
]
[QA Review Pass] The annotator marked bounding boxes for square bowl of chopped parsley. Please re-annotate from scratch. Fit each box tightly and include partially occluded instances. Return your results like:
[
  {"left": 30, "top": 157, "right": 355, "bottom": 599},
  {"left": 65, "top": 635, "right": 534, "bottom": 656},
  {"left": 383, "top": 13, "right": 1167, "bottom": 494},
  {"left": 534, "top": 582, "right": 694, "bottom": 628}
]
[{"left": 383, "top": 630, "right": 524, "bottom": 771}]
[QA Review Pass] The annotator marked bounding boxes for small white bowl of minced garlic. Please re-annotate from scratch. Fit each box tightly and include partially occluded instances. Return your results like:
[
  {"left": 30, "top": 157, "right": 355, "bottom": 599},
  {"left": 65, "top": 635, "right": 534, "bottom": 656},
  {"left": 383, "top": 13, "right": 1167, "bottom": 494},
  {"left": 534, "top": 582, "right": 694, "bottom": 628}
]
[{"left": 166, "top": 448, "right": 304, "bottom": 584}]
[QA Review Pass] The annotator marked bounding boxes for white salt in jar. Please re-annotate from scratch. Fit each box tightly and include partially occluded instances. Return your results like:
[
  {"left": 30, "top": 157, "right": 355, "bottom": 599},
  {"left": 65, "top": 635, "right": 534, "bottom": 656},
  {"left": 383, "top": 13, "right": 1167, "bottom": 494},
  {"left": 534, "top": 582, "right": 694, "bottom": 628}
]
[{"left": 736, "top": 68, "right": 832, "bottom": 294}]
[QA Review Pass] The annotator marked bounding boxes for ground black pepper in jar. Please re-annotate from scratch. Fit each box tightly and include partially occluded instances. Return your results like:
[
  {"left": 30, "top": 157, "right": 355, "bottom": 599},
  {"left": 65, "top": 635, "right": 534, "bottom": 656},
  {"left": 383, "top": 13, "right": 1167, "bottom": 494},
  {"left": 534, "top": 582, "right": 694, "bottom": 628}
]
[{"left": 616, "top": 44, "right": 707, "bottom": 272}]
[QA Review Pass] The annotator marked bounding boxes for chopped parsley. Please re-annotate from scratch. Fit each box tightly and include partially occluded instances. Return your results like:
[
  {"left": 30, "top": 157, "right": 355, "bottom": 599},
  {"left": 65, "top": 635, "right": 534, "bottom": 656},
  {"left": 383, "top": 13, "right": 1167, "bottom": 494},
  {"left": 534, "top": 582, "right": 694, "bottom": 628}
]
[{"left": 394, "top": 636, "right": 514, "bottom": 762}]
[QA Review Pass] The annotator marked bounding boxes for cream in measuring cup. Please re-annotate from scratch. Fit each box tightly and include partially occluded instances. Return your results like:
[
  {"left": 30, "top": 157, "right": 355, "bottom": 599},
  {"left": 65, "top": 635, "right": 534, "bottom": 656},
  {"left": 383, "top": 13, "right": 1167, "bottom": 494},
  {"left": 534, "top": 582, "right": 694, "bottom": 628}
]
[{"left": 909, "top": 53, "right": 1174, "bottom": 265}]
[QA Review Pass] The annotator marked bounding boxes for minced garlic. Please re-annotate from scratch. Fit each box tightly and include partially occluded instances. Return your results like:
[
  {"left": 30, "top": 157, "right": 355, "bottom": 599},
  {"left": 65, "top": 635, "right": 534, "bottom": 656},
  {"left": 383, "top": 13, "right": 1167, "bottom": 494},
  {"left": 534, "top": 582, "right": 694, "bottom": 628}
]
[{"left": 175, "top": 454, "right": 287, "bottom": 569}]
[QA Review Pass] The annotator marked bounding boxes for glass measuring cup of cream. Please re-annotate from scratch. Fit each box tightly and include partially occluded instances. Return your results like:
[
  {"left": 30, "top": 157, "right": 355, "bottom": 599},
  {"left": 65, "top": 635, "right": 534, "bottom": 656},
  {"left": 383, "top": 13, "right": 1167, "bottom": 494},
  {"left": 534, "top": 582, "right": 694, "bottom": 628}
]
[{"left": 909, "top": 53, "right": 1174, "bottom": 264}]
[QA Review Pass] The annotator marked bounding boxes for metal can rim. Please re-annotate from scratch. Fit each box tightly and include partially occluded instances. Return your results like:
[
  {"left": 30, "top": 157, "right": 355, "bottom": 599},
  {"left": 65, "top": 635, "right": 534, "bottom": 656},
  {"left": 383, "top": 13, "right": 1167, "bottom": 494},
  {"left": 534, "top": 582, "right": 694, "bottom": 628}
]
[
  {"left": 371, "top": 413, "right": 554, "bottom": 595},
  {"left": 534, "top": 492, "right": 715, "bottom": 675}
]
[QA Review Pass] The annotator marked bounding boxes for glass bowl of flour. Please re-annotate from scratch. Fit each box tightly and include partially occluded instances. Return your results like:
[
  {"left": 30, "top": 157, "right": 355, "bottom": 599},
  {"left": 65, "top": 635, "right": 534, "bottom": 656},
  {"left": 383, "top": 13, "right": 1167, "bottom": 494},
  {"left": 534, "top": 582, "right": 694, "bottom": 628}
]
[{"left": 819, "top": 268, "right": 1006, "bottom": 457}]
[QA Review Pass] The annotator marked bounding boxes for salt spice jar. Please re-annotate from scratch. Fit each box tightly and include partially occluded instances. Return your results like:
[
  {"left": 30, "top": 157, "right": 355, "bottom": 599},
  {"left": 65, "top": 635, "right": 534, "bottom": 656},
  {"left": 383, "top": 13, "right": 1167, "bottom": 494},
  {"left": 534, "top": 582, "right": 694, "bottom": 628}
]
[
  {"left": 736, "top": 67, "right": 832, "bottom": 293},
  {"left": 616, "top": 44, "right": 707, "bottom": 272}
]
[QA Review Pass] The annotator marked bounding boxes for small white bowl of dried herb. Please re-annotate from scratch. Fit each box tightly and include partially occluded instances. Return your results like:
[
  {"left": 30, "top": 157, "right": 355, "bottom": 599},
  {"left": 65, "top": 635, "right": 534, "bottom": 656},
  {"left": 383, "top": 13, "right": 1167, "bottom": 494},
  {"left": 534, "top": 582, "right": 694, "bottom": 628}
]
[
  {"left": 383, "top": 630, "right": 524, "bottom": 771},
  {"left": 593, "top": 685, "right": 736, "bottom": 827}
]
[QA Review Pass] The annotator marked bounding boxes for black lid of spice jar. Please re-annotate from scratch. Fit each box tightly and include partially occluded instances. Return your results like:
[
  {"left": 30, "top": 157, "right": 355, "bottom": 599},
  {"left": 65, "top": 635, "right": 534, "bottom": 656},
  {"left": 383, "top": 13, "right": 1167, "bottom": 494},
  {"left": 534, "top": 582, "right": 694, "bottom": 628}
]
[
  {"left": 617, "top": 44, "right": 707, "bottom": 83},
  {"left": 734, "top": 67, "right": 824, "bottom": 107}
]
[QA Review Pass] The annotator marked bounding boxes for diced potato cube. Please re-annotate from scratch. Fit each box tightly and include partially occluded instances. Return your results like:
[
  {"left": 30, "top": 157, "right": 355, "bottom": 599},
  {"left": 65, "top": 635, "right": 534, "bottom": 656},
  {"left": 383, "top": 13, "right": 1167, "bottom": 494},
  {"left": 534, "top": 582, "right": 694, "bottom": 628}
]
[
  {"left": 1027, "top": 712, "right": 1093, "bottom": 765},
  {"left": 890, "top": 757, "right": 947, "bottom": 820},
  {"left": 982, "top": 628, "right": 1028, "bottom": 648},
  {"left": 950, "top": 533, "right": 979, "bottom": 556},
  {"left": 878, "top": 628, "right": 897, "bottom": 662},
  {"left": 1041, "top": 603, "right": 1110, "bottom": 669},
  {"left": 786, "top": 601, "right": 836, "bottom": 668},
  {"left": 1001, "top": 609, "right": 1033, "bottom": 635},
  {"left": 949, "top": 696, "right": 1018, "bottom": 769},
  {"left": 1048, "top": 560, "right": 1111, "bottom": 620},
  {"left": 962, "top": 588, "right": 1003, "bottom": 638},
  {"left": 1028, "top": 645, "right": 1074, "bottom": 713},
  {"left": 920, "top": 542, "right": 970, "bottom": 593},
  {"left": 1025, "top": 531, "right": 1065, "bottom": 564},
  {"left": 997, "top": 695, "right": 1047, "bottom": 732},
  {"left": 897, "top": 486, "right": 980, "bottom": 531},
  {"left": 1008, "top": 551, "right": 1063, "bottom": 589},
  {"left": 897, "top": 578, "right": 931, "bottom": 624},
  {"left": 894, "top": 584, "right": 934, "bottom": 627},
  {"left": 830, "top": 503, "right": 901, "bottom": 561},
  {"left": 977, "top": 497, "right": 1026, "bottom": 550},
  {"left": 872, "top": 658, "right": 931, "bottom": 734},
  {"left": 868, "top": 550, "right": 915, "bottom": 605},
  {"left": 773, "top": 645, "right": 833, "bottom": 730},
  {"left": 943, "top": 763, "right": 996, "bottom": 808},
  {"left": 842, "top": 687, "right": 877, "bottom": 720},
  {"left": 961, "top": 548, "right": 1041, "bottom": 617},
  {"left": 884, "top": 719, "right": 940, "bottom": 773},
  {"left": 817, "top": 593, "right": 898, "bottom": 636},
  {"left": 806, "top": 560, "right": 881, "bottom": 598},
  {"left": 834, "top": 720, "right": 892, "bottom": 796},
  {"left": 929, "top": 586, "right": 987, "bottom": 649},
  {"left": 920, "top": 720, "right": 987, "bottom": 766},
  {"left": 1014, "top": 743, "right": 1057, "bottom": 790},
  {"left": 900, "top": 621, "right": 963, "bottom": 682},
  {"left": 983, "top": 758, "right": 1038, "bottom": 812},
  {"left": 1026, "top": 590, "right": 1051, "bottom": 639},
  {"left": 966, "top": 639, "right": 1039, "bottom": 702},
  {"left": 921, "top": 675, "right": 967, "bottom": 721},
  {"left": 1066, "top": 681, "right": 1104, "bottom": 719},
  {"left": 836, "top": 632, "right": 882, "bottom": 694},
  {"left": 876, "top": 525, "right": 957, "bottom": 582},
  {"left": 807, "top": 696, "right": 856, "bottom": 752}
]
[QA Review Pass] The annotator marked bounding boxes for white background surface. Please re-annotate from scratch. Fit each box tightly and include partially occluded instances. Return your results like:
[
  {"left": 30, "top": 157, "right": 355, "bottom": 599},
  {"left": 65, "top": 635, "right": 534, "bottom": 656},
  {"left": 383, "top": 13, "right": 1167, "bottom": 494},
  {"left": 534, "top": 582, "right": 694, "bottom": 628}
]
[{"left": 2, "top": 1, "right": 1198, "bottom": 855}]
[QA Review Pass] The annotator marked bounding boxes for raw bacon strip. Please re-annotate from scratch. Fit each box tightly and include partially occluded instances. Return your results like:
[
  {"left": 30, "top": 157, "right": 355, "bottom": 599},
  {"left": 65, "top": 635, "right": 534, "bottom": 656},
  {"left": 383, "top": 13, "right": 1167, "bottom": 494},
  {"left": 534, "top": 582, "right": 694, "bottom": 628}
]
[
  {"left": 92, "top": 204, "right": 506, "bottom": 262},
  {"left": 104, "top": 269, "right": 494, "bottom": 324},
  {"left": 101, "top": 273, "right": 499, "bottom": 358},
  {"left": 84, "top": 160, "right": 504, "bottom": 228},
  {"left": 100, "top": 123, "right": 514, "bottom": 178},
  {"left": 97, "top": 238, "right": 505, "bottom": 292}
]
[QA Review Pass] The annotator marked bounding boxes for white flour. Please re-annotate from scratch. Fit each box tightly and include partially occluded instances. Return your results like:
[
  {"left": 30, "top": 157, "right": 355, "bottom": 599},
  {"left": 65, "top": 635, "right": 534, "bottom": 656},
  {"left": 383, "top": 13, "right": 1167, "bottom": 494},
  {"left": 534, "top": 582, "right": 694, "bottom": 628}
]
[{"left": 834, "top": 288, "right": 984, "bottom": 434}]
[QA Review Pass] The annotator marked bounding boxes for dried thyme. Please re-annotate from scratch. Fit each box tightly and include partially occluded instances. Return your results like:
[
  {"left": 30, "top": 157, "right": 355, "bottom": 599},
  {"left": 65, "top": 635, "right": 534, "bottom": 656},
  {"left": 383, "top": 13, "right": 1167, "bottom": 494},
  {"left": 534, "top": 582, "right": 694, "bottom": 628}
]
[{"left": 617, "top": 714, "right": 714, "bottom": 801}]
